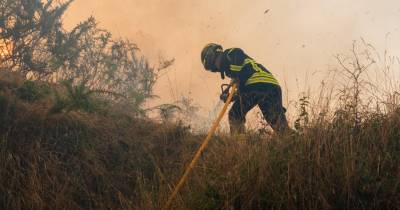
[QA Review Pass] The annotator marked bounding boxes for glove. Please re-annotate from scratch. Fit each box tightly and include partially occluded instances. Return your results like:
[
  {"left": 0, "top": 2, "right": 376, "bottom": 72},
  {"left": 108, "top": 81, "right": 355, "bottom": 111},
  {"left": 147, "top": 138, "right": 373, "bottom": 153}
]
[
  {"left": 220, "top": 91, "right": 239, "bottom": 103},
  {"left": 220, "top": 83, "right": 239, "bottom": 103},
  {"left": 220, "top": 92, "right": 229, "bottom": 103}
]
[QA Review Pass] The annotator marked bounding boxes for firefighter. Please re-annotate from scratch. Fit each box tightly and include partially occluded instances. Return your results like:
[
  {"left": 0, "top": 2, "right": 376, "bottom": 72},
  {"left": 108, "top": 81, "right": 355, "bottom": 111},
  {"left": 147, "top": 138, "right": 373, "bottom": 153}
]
[{"left": 201, "top": 43, "right": 289, "bottom": 135}]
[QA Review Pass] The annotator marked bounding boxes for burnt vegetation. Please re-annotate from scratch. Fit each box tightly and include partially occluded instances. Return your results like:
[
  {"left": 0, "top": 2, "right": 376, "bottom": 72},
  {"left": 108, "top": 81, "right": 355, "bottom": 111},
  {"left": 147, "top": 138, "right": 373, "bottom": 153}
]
[{"left": 0, "top": 1, "right": 399, "bottom": 210}]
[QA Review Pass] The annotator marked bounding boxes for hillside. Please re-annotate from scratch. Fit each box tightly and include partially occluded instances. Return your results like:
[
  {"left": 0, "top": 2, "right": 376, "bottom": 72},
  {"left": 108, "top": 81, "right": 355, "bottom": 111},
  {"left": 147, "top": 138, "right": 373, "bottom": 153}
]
[
  {"left": 0, "top": 71, "right": 399, "bottom": 210},
  {"left": 0, "top": 1, "right": 399, "bottom": 209}
]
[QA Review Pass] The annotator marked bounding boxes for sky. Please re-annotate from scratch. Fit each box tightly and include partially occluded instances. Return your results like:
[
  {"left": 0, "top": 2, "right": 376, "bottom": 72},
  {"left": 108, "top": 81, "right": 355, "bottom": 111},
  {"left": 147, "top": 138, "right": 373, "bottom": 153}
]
[{"left": 63, "top": 0, "right": 400, "bottom": 126}]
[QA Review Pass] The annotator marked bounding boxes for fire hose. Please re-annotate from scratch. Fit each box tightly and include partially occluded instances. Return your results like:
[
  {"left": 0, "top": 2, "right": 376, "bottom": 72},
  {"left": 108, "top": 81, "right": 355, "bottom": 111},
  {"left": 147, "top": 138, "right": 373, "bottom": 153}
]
[{"left": 162, "top": 83, "right": 238, "bottom": 210}]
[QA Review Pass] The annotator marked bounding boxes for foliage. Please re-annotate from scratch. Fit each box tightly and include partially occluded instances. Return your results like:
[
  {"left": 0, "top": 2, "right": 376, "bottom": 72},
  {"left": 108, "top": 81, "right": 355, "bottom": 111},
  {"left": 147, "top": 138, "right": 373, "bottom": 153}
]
[
  {"left": 49, "top": 79, "right": 111, "bottom": 113},
  {"left": 0, "top": 0, "right": 157, "bottom": 115},
  {"left": 0, "top": 0, "right": 73, "bottom": 74},
  {"left": 294, "top": 94, "right": 310, "bottom": 131},
  {"left": 153, "top": 103, "right": 182, "bottom": 122},
  {"left": 0, "top": 45, "right": 399, "bottom": 209},
  {"left": 16, "top": 80, "right": 50, "bottom": 101},
  {"left": 0, "top": 1, "right": 398, "bottom": 209}
]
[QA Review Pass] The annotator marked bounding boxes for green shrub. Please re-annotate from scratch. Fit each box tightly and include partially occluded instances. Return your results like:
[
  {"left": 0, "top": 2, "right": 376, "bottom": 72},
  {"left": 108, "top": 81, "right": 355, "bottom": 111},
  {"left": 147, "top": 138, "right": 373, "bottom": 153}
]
[{"left": 16, "top": 81, "right": 41, "bottom": 102}]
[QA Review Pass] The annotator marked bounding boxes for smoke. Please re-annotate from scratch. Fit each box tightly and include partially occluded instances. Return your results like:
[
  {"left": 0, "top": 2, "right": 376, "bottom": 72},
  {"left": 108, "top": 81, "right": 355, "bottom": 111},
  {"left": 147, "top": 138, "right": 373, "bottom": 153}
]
[{"left": 64, "top": 0, "right": 400, "bottom": 123}]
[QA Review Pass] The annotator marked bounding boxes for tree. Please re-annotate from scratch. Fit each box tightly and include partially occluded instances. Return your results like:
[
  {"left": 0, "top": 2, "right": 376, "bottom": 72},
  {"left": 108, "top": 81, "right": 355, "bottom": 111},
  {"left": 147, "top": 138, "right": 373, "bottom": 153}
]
[{"left": 0, "top": 0, "right": 158, "bottom": 114}]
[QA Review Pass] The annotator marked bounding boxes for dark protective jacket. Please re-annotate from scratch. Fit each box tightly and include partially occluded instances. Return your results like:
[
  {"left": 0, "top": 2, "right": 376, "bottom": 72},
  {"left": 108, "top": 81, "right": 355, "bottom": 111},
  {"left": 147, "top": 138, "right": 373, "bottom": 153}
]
[{"left": 220, "top": 48, "right": 279, "bottom": 92}]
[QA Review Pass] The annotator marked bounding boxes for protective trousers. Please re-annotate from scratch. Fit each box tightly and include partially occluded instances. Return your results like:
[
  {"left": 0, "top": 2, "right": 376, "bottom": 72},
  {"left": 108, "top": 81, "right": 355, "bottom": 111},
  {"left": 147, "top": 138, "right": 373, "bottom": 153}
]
[{"left": 228, "top": 85, "right": 288, "bottom": 135}]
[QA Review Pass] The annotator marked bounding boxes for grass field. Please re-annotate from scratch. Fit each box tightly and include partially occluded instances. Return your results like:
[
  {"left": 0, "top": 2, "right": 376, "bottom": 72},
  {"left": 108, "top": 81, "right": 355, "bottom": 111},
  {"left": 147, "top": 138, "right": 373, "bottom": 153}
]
[{"left": 0, "top": 71, "right": 398, "bottom": 210}]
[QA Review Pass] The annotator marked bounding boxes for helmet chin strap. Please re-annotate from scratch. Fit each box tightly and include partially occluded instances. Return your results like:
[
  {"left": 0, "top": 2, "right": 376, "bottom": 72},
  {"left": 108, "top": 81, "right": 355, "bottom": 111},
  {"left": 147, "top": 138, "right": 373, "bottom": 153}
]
[
  {"left": 220, "top": 70, "right": 225, "bottom": 80},
  {"left": 213, "top": 52, "right": 225, "bottom": 79}
]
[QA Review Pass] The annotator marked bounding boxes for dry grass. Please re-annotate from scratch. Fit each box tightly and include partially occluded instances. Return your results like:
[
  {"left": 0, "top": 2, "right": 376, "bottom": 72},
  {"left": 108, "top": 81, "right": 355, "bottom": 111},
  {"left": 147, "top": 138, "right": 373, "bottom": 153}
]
[{"left": 0, "top": 71, "right": 399, "bottom": 210}]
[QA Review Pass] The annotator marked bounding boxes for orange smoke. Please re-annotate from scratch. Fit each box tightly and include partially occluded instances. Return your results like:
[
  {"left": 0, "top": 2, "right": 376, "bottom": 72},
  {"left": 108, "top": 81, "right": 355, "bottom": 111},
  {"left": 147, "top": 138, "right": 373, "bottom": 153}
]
[{"left": 63, "top": 0, "right": 400, "bottom": 120}]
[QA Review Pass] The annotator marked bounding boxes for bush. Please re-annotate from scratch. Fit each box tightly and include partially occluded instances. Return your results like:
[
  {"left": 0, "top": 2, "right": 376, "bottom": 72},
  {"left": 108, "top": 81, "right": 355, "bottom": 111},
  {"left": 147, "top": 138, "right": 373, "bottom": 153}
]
[
  {"left": 16, "top": 80, "right": 45, "bottom": 102},
  {"left": 0, "top": 0, "right": 158, "bottom": 116}
]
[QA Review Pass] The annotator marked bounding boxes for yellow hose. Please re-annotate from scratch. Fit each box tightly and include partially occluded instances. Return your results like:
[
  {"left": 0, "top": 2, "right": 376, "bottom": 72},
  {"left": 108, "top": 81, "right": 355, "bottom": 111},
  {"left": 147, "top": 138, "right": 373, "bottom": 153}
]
[{"left": 162, "top": 83, "right": 238, "bottom": 210}]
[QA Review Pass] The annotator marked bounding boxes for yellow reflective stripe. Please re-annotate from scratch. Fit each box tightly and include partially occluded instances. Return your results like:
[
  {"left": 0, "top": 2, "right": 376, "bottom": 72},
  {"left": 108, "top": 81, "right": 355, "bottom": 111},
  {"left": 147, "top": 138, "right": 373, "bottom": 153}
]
[
  {"left": 246, "top": 78, "right": 279, "bottom": 86},
  {"left": 230, "top": 58, "right": 279, "bottom": 87},
  {"left": 244, "top": 58, "right": 265, "bottom": 73},
  {"left": 244, "top": 58, "right": 252, "bottom": 65},
  {"left": 246, "top": 72, "right": 279, "bottom": 86},
  {"left": 251, "top": 72, "right": 276, "bottom": 78},
  {"left": 248, "top": 77, "right": 278, "bottom": 83},
  {"left": 250, "top": 76, "right": 277, "bottom": 82},
  {"left": 230, "top": 64, "right": 243, "bottom": 72},
  {"left": 230, "top": 64, "right": 242, "bottom": 69},
  {"left": 246, "top": 78, "right": 277, "bottom": 83},
  {"left": 228, "top": 48, "right": 236, "bottom": 55},
  {"left": 248, "top": 74, "right": 278, "bottom": 81},
  {"left": 252, "top": 72, "right": 272, "bottom": 77},
  {"left": 243, "top": 58, "right": 279, "bottom": 85},
  {"left": 247, "top": 78, "right": 278, "bottom": 84},
  {"left": 244, "top": 58, "right": 253, "bottom": 64},
  {"left": 230, "top": 59, "right": 255, "bottom": 72}
]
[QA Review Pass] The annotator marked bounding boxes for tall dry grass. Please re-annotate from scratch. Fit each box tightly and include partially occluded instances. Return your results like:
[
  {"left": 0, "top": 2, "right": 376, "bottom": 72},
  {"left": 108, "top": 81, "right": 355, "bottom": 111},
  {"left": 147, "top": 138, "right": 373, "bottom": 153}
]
[{"left": 1, "top": 51, "right": 399, "bottom": 210}]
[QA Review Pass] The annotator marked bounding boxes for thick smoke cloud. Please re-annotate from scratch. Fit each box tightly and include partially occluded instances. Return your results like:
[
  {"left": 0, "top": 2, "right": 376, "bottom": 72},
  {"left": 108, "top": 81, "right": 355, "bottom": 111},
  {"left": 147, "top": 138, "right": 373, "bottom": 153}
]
[{"left": 64, "top": 0, "right": 400, "bottom": 118}]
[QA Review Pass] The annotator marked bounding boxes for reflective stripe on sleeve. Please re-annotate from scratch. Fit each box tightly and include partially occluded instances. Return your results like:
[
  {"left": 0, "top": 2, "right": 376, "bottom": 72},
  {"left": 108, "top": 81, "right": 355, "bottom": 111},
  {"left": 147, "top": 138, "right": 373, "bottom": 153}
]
[{"left": 230, "top": 64, "right": 243, "bottom": 71}]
